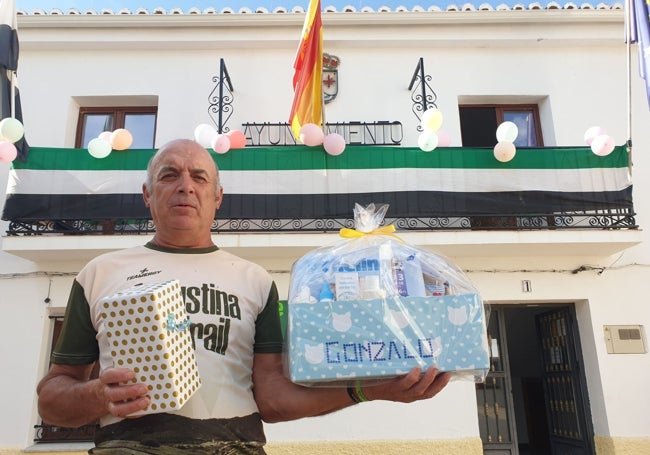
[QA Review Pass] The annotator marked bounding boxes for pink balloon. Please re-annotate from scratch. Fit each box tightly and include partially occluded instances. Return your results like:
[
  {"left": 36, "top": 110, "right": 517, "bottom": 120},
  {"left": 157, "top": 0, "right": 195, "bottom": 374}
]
[
  {"left": 111, "top": 128, "right": 133, "bottom": 151},
  {"left": 323, "top": 133, "right": 346, "bottom": 156},
  {"left": 211, "top": 134, "right": 231, "bottom": 154},
  {"left": 437, "top": 130, "right": 451, "bottom": 147},
  {"left": 590, "top": 134, "right": 615, "bottom": 156},
  {"left": 584, "top": 126, "right": 606, "bottom": 145},
  {"left": 98, "top": 131, "right": 112, "bottom": 142},
  {"left": 493, "top": 141, "right": 516, "bottom": 162},
  {"left": 0, "top": 141, "right": 17, "bottom": 162},
  {"left": 299, "top": 123, "right": 324, "bottom": 146},
  {"left": 227, "top": 129, "right": 246, "bottom": 149}
]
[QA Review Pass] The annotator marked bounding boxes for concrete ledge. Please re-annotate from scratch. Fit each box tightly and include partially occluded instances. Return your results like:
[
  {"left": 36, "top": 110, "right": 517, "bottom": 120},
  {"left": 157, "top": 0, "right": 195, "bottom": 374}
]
[
  {"left": 595, "top": 435, "right": 650, "bottom": 455},
  {"left": 2, "top": 229, "right": 643, "bottom": 263},
  {"left": 267, "top": 438, "right": 483, "bottom": 455}
]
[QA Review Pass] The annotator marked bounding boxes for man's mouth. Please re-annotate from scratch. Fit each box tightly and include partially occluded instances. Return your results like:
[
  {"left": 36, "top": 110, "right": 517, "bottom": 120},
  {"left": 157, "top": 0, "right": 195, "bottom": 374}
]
[{"left": 172, "top": 202, "right": 195, "bottom": 209}]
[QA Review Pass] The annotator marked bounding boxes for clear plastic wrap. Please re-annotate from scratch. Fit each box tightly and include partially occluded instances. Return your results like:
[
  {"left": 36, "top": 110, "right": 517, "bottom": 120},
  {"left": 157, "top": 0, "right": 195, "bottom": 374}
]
[{"left": 285, "top": 203, "right": 490, "bottom": 386}]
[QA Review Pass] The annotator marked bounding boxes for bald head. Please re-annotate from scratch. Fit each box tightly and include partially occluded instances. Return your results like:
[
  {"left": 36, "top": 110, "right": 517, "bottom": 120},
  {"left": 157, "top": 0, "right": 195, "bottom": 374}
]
[
  {"left": 145, "top": 139, "right": 220, "bottom": 192},
  {"left": 142, "top": 138, "right": 224, "bottom": 248}
]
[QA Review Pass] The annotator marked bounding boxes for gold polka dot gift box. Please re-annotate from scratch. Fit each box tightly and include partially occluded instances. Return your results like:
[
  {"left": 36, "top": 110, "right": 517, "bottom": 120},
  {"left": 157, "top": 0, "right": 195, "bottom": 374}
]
[{"left": 99, "top": 279, "right": 201, "bottom": 415}]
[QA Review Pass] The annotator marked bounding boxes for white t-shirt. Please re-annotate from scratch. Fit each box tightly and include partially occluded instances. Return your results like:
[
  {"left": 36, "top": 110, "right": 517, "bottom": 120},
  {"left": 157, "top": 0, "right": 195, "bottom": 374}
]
[{"left": 53, "top": 243, "right": 283, "bottom": 428}]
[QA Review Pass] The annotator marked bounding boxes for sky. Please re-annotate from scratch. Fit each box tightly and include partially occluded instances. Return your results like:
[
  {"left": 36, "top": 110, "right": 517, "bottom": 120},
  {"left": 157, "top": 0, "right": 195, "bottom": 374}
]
[{"left": 15, "top": 0, "right": 620, "bottom": 13}]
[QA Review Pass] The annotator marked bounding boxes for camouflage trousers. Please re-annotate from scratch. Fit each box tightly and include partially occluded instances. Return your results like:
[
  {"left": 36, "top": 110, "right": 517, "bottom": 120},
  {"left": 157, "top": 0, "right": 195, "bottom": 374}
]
[
  {"left": 89, "top": 439, "right": 266, "bottom": 455},
  {"left": 90, "top": 413, "right": 267, "bottom": 455}
]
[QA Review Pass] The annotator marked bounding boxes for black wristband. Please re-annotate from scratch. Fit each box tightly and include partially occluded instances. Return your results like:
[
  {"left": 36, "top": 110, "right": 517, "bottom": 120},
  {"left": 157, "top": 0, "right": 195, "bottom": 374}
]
[{"left": 347, "top": 386, "right": 361, "bottom": 404}]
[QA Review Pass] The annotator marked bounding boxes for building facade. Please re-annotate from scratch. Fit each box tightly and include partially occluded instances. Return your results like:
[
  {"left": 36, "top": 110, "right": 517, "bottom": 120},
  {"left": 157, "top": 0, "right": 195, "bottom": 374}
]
[{"left": 0, "top": 3, "right": 648, "bottom": 455}]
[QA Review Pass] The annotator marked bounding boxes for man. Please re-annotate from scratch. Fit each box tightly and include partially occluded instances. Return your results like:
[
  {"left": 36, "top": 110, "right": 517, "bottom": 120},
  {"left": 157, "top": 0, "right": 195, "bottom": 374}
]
[{"left": 37, "top": 139, "right": 451, "bottom": 454}]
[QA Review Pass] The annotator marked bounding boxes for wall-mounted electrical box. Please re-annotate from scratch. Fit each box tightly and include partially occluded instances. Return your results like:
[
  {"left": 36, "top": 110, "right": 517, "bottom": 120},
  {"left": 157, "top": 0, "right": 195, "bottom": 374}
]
[{"left": 604, "top": 325, "right": 647, "bottom": 354}]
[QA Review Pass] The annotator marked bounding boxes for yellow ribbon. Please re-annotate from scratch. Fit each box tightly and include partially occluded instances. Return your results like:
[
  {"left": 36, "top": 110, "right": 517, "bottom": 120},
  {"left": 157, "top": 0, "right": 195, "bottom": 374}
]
[{"left": 339, "top": 224, "right": 399, "bottom": 239}]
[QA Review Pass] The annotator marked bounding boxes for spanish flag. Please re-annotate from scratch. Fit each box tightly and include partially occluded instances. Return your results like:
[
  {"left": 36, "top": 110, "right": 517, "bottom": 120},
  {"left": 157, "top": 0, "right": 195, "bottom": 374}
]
[{"left": 289, "top": 0, "right": 323, "bottom": 141}]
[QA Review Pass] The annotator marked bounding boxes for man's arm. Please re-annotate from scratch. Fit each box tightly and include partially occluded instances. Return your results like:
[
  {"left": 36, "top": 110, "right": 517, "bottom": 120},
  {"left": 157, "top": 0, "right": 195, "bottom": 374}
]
[
  {"left": 37, "top": 364, "right": 150, "bottom": 428},
  {"left": 252, "top": 352, "right": 451, "bottom": 423}
]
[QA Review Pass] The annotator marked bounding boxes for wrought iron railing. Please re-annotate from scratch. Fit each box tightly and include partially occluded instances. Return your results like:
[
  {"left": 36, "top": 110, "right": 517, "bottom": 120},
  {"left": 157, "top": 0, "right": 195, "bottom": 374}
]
[{"left": 6, "top": 209, "right": 637, "bottom": 236}]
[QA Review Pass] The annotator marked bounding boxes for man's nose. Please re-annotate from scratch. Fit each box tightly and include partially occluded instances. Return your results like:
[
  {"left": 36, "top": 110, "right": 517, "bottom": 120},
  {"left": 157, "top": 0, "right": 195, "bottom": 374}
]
[{"left": 177, "top": 173, "right": 195, "bottom": 193}]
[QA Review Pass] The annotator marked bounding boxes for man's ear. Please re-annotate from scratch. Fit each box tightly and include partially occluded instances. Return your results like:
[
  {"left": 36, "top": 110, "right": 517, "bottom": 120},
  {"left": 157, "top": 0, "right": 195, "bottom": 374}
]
[
  {"left": 143, "top": 183, "right": 151, "bottom": 207},
  {"left": 215, "top": 186, "right": 224, "bottom": 211}
]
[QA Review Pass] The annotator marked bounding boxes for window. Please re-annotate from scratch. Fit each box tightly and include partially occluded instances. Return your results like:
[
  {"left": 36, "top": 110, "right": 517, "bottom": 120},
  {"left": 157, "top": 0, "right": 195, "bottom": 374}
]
[
  {"left": 459, "top": 104, "right": 545, "bottom": 229},
  {"left": 76, "top": 106, "right": 157, "bottom": 148},
  {"left": 459, "top": 104, "right": 543, "bottom": 147},
  {"left": 35, "top": 317, "right": 98, "bottom": 443}
]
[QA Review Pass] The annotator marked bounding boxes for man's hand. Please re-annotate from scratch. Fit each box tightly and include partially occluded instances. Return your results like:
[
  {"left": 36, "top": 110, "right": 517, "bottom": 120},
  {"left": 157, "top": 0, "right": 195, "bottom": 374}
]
[
  {"left": 362, "top": 367, "right": 452, "bottom": 403},
  {"left": 98, "top": 368, "right": 151, "bottom": 418},
  {"left": 253, "top": 353, "right": 451, "bottom": 423},
  {"left": 37, "top": 364, "right": 150, "bottom": 427}
]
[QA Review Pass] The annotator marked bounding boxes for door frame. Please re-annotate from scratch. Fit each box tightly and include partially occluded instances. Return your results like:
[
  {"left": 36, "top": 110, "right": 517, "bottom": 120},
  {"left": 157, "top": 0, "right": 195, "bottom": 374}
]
[
  {"left": 477, "top": 303, "right": 596, "bottom": 455},
  {"left": 477, "top": 306, "right": 519, "bottom": 454}
]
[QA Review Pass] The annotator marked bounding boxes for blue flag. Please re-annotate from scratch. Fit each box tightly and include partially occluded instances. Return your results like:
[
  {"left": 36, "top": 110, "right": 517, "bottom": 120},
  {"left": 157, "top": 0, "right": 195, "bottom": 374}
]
[{"left": 630, "top": 0, "right": 650, "bottom": 109}]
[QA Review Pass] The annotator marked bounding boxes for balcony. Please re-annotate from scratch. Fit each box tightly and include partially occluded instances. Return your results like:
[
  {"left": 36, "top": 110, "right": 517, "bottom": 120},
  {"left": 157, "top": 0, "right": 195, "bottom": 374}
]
[{"left": 1, "top": 144, "right": 640, "bottom": 262}]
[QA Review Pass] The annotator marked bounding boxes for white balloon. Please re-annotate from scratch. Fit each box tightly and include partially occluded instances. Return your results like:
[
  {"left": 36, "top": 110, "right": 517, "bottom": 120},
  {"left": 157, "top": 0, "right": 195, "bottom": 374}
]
[
  {"left": 194, "top": 123, "right": 217, "bottom": 148},
  {"left": 88, "top": 138, "right": 112, "bottom": 159},
  {"left": 0, "top": 117, "right": 24, "bottom": 143},
  {"left": 496, "top": 121, "right": 518, "bottom": 143},
  {"left": 418, "top": 130, "right": 439, "bottom": 152}
]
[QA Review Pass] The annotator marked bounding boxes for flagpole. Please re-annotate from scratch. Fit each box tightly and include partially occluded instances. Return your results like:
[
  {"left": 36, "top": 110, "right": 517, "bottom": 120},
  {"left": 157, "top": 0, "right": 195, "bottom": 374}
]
[
  {"left": 319, "top": 3, "right": 325, "bottom": 135},
  {"left": 626, "top": 0, "right": 633, "bottom": 172},
  {"left": 320, "top": 62, "right": 326, "bottom": 134},
  {"left": 10, "top": 71, "right": 16, "bottom": 118}
]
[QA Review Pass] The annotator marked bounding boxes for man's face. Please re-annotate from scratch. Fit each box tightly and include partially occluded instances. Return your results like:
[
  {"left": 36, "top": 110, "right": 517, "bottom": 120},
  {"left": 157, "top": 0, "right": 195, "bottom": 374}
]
[{"left": 143, "top": 140, "right": 223, "bottom": 243}]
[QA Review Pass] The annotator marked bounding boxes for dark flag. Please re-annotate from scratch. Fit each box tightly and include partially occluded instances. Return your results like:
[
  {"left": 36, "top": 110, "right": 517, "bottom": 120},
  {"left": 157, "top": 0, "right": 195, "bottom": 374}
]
[{"left": 0, "top": 0, "right": 29, "bottom": 161}]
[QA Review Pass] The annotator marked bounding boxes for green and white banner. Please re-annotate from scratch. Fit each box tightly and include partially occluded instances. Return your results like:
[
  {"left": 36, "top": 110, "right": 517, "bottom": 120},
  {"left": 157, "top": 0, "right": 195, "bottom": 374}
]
[{"left": 2, "top": 145, "right": 632, "bottom": 221}]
